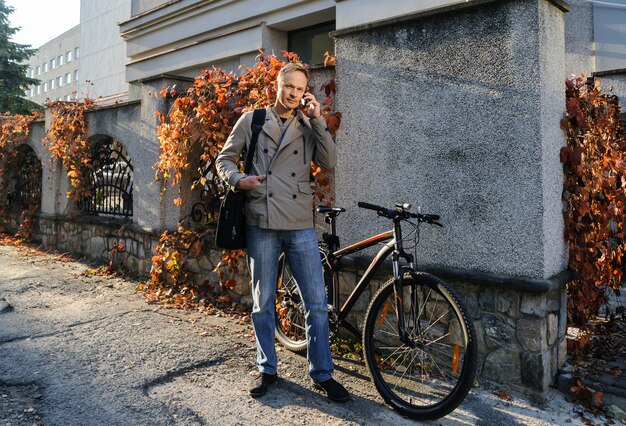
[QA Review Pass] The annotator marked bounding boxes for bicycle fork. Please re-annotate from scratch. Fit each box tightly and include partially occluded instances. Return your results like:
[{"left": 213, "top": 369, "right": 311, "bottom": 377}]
[
  {"left": 391, "top": 217, "right": 417, "bottom": 347},
  {"left": 391, "top": 253, "right": 417, "bottom": 347}
]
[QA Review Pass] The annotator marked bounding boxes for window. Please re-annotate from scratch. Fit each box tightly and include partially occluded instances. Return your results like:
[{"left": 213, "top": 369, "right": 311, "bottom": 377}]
[
  {"left": 43, "top": 82, "right": 47, "bottom": 92},
  {"left": 288, "top": 21, "right": 335, "bottom": 65},
  {"left": 73, "top": 69, "right": 78, "bottom": 82},
  {"left": 52, "top": 58, "right": 56, "bottom": 69},
  {"left": 65, "top": 73, "right": 71, "bottom": 84},
  {"left": 43, "top": 62, "right": 48, "bottom": 73},
  {"left": 66, "top": 50, "right": 72, "bottom": 62},
  {"left": 24, "top": 90, "right": 29, "bottom": 97},
  {"left": 36, "top": 85, "right": 41, "bottom": 95},
  {"left": 58, "top": 55, "right": 63, "bottom": 66},
  {"left": 75, "top": 47, "right": 79, "bottom": 58},
  {"left": 65, "top": 94, "right": 71, "bottom": 101},
  {"left": 36, "top": 66, "right": 40, "bottom": 75},
  {"left": 30, "top": 88, "right": 34, "bottom": 97},
  {"left": 57, "top": 76, "right": 63, "bottom": 87},
  {"left": 50, "top": 79, "right": 55, "bottom": 90}
]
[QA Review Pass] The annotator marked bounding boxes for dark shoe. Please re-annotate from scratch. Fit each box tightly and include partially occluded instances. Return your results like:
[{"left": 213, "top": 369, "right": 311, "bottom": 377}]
[
  {"left": 249, "top": 373, "right": 278, "bottom": 397},
  {"left": 313, "top": 378, "right": 349, "bottom": 403}
]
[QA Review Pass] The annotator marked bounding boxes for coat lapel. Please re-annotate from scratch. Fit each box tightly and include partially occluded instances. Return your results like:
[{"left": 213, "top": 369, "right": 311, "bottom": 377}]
[
  {"left": 275, "top": 110, "right": 311, "bottom": 155},
  {"left": 261, "top": 108, "right": 281, "bottom": 146}
]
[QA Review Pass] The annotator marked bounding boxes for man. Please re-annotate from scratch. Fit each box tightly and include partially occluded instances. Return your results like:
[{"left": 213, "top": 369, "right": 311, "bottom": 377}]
[{"left": 216, "top": 62, "right": 348, "bottom": 402}]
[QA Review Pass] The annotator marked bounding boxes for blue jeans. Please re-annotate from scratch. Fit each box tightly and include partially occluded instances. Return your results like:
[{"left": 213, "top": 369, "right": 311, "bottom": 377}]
[{"left": 246, "top": 225, "right": 333, "bottom": 382}]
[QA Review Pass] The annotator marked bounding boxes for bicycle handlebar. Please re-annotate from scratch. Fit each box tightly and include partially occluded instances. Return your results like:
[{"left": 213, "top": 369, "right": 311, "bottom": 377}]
[
  {"left": 357, "top": 201, "right": 442, "bottom": 226},
  {"left": 357, "top": 201, "right": 386, "bottom": 213}
]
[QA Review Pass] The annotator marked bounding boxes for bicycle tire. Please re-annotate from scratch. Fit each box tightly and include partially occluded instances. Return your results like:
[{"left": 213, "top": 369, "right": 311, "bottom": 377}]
[
  {"left": 274, "top": 252, "right": 307, "bottom": 354},
  {"left": 363, "top": 272, "right": 477, "bottom": 420}
]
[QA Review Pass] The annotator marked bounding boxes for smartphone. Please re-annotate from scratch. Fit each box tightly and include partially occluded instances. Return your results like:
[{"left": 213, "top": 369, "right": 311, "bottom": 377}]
[{"left": 300, "top": 94, "right": 313, "bottom": 110}]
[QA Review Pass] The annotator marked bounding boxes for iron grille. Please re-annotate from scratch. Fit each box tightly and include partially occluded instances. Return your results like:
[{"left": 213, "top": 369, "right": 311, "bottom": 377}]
[
  {"left": 81, "top": 140, "right": 133, "bottom": 217},
  {"left": 7, "top": 145, "right": 42, "bottom": 209},
  {"left": 190, "top": 162, "right": 228, "bottom": 226}
]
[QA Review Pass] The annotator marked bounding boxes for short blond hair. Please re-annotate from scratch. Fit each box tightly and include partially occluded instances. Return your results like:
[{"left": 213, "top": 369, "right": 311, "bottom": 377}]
[{"left": 277, "top": 62, "right": 309, "bottom": 84}]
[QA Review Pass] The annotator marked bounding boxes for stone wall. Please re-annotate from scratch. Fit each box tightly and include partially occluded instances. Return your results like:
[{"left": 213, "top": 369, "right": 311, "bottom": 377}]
[
  {"left": 333, "top": 255, "right": 568, "bottom": 393},
  {"left": 3, "top": 210, "right": 252, "bottom": 306},
  {"left": 458, "top": 282, "right": 566, "bottom": 392}
]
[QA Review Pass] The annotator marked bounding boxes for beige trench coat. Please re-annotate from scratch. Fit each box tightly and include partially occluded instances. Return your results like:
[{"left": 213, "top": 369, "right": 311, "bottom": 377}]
[{"left": 216, "top": 107, "right": 336, "bottom": 230}]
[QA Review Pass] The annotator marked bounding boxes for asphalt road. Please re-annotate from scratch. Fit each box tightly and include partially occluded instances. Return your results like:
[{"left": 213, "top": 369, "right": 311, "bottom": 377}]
[{"left": 0, "top": 244, "right": 601, "bottom": 425}]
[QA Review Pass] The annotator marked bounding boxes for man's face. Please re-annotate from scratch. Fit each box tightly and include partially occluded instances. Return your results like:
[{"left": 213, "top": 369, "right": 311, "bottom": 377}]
[{"left": 276, "top": 70, "right": 307, "bottom": 111}]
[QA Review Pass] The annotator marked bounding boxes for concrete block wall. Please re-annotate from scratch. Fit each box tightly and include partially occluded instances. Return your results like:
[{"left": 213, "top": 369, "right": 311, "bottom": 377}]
[
  {"left": 332, "top": 0, "right": 568, "bottom": 281},
  {"left": 564, "top": 0, "right": 595, "bottom": 77}
]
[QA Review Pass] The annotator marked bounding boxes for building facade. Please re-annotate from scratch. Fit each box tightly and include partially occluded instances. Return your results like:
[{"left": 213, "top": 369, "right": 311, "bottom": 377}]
[
  {"left": 78, "top": 0, "right": 132, "bottom": 103},
  {"left": 24, "top": 25, "right": 80, "bottom": 105},
  {"left": 22, "top": 0, "right": 133, "bottom": 106},
  {"left": 119, "top": 0, "right": 337, "bottom": 97}
]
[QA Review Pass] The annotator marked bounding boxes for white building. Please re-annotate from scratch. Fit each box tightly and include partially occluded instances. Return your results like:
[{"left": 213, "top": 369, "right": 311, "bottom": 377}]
[
  {"left": 24, "top": 25, "right": 80, "bottom": 105},
  {"left": 78, "top": 0, "right": 132, "bottom": 103}
]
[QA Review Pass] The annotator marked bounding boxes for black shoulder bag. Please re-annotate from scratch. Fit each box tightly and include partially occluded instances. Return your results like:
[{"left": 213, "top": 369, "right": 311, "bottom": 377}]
[{"left": 215, "top": 108, "right": 266, "bottom": 249}]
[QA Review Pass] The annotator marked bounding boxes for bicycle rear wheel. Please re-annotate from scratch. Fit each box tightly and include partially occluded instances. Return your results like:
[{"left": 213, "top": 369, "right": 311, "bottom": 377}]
[
  {"left": 274, "top": 253, "right": 307, "bottom": 354},
  {"left": 363, "top": 272, "right": 477, "bottom": 420}
]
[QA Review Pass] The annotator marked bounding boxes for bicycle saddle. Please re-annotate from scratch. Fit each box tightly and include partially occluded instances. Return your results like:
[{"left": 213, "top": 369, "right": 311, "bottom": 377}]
[{"left": 316, "top": 206, "right": 346, "bottom": 215}]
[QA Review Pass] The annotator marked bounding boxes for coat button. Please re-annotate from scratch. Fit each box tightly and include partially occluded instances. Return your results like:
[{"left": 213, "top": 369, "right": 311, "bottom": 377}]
[
  {"left": 269, "top": 193, "right": 273, "bottom": 198},
  {"left": 268, "top": 171, "right": 272, "bottom": 175},
  {"left": 293, "top": 150, "right": 298, "bottom": 155},
  {"left": 292, "top": 194, "right": 297, "bottom": 199},
  {"left": 291, "top": 173, "right": 295, "bottom": 177},
  {"left": 263, "top": 148, "right": 268, "bottom": 153}
]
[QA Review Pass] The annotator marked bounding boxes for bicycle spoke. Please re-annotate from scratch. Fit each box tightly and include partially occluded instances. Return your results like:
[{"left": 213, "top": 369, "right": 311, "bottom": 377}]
[{"left": 365, "top": 276, "right": 476, "bottom": 419}]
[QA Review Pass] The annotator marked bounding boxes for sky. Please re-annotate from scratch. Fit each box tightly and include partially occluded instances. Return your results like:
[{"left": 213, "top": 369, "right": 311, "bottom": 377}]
[{"left": 5, "top": 0, "right": 80, "bottom": 48}]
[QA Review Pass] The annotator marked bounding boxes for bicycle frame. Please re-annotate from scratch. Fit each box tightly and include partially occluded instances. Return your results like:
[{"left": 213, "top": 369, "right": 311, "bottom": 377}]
[{"left": 321, "top": 213, "right": 416, "bottom": 343}]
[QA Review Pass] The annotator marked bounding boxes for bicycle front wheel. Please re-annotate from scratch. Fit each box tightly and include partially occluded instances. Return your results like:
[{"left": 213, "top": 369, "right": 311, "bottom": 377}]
[
  {"left": 274, "top": 253, "right": 307, "bottom": 354},
  {"left": 363, "top": 272, "right": 477, "bottom": 420}
]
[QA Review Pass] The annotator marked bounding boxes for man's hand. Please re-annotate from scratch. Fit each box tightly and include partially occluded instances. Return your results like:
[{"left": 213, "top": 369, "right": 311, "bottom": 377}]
[
  {"left": 236, "top": 175, "right": 266, "bottom": 191},
  {"left": 301, "top": 93, "right": 321, "bottom": 119}
]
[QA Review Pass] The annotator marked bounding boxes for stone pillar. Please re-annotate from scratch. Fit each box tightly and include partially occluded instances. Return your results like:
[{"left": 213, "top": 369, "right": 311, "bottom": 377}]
[
  {"left": 26, "top": 122, "right": 52, "bottom": 215},
  {"left": 332, "top": 0, "right": 570, "bottom": 392},
  {"left": 40, "top": 110, "right": 73, "bottom": 218},
  {"left": 564, "top": 0, "right": 595, "bottom": 77},
  {"left": 136, "top": 76, "right": 194, "bottom": 231}
]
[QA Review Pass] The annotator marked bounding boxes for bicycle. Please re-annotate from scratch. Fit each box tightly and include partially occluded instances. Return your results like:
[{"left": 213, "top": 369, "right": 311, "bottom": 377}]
[{"left": 274, "top": 201, "right": 477, "bottom": 420}]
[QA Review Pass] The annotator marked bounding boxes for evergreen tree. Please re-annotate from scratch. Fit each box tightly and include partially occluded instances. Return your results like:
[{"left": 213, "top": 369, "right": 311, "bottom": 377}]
[{"left": 0, "top": 0, "right": 41, "bottom": 114}]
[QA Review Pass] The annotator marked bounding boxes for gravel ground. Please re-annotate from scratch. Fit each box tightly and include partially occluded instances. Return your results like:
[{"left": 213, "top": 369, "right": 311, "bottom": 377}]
[{"left": 0, "top": 244, "right": 609, "bottom": 425}]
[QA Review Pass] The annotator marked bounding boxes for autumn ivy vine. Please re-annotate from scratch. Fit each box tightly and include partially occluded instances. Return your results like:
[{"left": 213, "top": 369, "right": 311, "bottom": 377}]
[
  {"left": 0, "top": 112, "right": 42, "bottom": 235},
  {"left": 144, "top": 51, "right": 340, "bottom": 307},
  {"left": 561, "top": 75, "right": 626, "bottom": 327},
  {"left": 0, "top": 99, "right": 98, "bottom": 242},
  {"left": 43, "top": 99, "right": 96, "bottom": 201}
]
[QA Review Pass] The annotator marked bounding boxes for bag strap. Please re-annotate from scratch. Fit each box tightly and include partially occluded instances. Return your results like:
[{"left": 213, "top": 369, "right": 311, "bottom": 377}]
[{"left": 243, "top": 108, "right": 267, "bottom": 174}]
